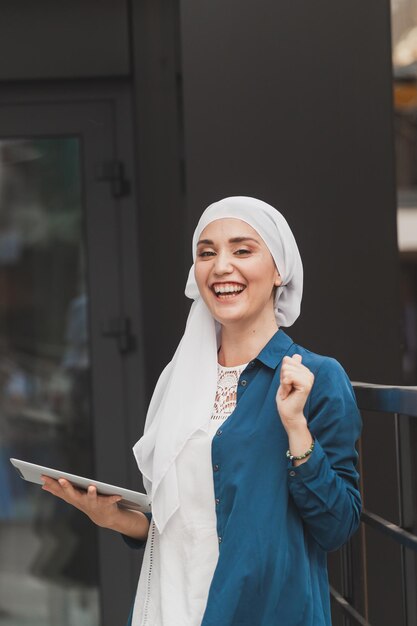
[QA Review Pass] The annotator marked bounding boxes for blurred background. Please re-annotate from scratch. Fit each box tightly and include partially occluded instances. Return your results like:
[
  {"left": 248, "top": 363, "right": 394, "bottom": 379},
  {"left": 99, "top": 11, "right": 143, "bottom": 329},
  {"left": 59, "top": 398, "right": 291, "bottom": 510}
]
[{"left": 0, "top": 0, "right": 415, "bottom": 625}]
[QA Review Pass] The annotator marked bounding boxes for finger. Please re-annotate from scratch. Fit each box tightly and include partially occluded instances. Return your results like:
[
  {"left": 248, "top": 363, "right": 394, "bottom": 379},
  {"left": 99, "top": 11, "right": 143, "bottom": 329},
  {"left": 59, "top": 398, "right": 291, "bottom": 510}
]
[
  {"left": 41, "top": 479, "right": 71, "bottom": 502},
  {"left": 58, "top": 478, "right": 80, "bottom": 502},
  {"left": 108, "top": 495, "right": 123, "bottom": 505},
  {"left": 282, "top": 359, "right": 304, "bottom": 369},
  {"left": 281, "top": 362, "right": 305, "bottom": 377},
  {"left": 41, "top": 475, "right": 59, "bottom": 486},
  {"left": 280, "top": 371, "right": 292, "bottom": 388},
  {"left": 283, "top": 354, "right": 302, "bottom": 364},
  {"left": 281, "top": 360, "right": 297, "bottom": 376},
  {"left": 280, "top": 369, "right": 298, "bottom": 385},
  {"left": 87, "top": 487, "right": 122, "bottom": 507},
  {"left": 281, "top": 361, "right": 311, "bottom": 379},
  {"left": 41, "top": 476, "right": 62, "bottom": 494},
  {"left": 41, "top": 475, "right": 50, "bottom": 487},
  {"left": 281, "top": 365, "right": 302, "bottom": 379},
  {"left": 281, "top": 372, "right": 312, "bottom": 393},
  {"left": 84, "top": 485, "right": 99, "bottom": 507},
  {"left": 277, "top": 381, "right": 292, "bottom": 400},
  {"left": 281, "top": 363, "right": 305, "bottom": 377},
  {"left": 281, "top": 373, "right": 293, "bottom": 385}
]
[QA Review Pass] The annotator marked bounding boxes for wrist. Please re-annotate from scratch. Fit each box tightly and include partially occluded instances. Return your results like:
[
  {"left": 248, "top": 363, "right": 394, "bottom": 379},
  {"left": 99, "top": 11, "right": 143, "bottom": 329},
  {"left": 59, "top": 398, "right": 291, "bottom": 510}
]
[
  {"left": 107, "top": 509, "right": 150, "bottom": 540},
  {"left": 286, "top": 436, "right": 314, "bottom": 464},
  {"left": 284, "top": 414, "right": 308, "bottom": 435},
  {"left": 286, "top": 420, "right": 313, "bottom": 459}
]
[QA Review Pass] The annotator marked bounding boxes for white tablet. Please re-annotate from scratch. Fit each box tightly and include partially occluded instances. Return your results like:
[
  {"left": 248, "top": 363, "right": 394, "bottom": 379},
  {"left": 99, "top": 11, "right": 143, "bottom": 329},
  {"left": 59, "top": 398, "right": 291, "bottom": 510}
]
[{"left": 10, "top": 458, "right": 152, "bottom": 514}]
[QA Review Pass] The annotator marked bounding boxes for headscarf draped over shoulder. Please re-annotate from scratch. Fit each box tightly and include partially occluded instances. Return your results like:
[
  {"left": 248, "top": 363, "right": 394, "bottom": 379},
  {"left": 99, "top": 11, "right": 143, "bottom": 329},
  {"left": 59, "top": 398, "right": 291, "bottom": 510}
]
[{"left": 133, "top": 196, "right": 303, "bottom": 533}]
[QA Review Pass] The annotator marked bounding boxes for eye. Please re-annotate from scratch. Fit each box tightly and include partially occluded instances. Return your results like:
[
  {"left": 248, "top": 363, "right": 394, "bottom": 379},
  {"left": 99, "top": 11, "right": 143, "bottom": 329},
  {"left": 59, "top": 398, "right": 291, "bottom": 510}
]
[
  {"left": 235, "top": 249, "right": 251, "bottom": 255},
  {"left": 197, "top": 250, "right": 215, "bottom": 257}
]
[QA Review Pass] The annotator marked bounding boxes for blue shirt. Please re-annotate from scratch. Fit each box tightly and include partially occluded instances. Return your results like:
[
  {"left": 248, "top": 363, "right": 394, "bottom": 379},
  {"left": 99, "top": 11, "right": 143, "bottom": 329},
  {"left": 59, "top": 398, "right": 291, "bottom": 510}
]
[{"left": 125, "top": 328, "right": 362, "bottom": 626}]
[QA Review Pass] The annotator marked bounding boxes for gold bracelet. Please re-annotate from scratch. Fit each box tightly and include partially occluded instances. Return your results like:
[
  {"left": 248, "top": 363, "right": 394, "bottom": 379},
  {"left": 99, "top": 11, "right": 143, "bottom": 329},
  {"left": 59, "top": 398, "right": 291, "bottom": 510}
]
[{"left": 286, "top": 437, "right": 315, "bottom": 461}]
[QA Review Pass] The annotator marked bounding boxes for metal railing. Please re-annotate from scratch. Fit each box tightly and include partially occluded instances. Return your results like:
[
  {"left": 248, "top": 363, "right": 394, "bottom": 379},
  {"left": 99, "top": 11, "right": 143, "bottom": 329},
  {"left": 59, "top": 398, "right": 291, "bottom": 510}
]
[{"left": 330, "top": 382, "right": 417, "bottom": 626}]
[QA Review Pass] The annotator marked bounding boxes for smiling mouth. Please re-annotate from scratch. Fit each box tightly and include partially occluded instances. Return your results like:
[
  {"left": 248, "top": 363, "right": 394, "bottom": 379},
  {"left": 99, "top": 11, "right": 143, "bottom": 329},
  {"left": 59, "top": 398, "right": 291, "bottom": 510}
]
[{"left": 211, "top": 284, "right": 246, "bottom": 299}]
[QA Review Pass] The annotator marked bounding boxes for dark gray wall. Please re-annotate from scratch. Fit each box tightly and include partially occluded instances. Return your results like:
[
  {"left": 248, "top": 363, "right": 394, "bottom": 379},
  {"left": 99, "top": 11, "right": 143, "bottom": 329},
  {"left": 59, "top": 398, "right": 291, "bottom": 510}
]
[
  {"left": 179, "top": 1, "right": 403, "bottom": 623},
  {"left": 180, "top": 0, "right": 402, "bottom": 386},
  {"left": 0, "top": 0, "right": 129, "bottom": 79}
]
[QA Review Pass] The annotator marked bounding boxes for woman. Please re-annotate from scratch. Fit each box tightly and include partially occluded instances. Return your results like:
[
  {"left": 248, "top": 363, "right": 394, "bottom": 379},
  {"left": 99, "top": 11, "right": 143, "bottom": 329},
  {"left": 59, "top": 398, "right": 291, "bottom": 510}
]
[{"left": 42, "top": 196, "right": 362, "bottom": 626}]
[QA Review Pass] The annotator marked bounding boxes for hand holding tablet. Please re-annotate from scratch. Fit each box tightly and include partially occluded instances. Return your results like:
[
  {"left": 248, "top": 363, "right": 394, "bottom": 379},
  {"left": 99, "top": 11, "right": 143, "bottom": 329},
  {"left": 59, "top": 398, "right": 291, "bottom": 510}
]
[
  {"left": 10, "top": 458, "right": 151, "bottom": 512},
  {"left": 10, "top": 458, "right": 152, "bottom": 540},
  {"left": 41, "top": 474, "right": 128, "bottom": 529}
]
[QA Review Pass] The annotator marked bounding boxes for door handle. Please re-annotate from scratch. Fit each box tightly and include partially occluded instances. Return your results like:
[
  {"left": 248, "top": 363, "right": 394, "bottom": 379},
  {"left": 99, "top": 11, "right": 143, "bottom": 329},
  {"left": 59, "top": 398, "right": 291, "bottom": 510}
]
[{"left": 101, "top": 316, "right": 135, "bottom": 354}]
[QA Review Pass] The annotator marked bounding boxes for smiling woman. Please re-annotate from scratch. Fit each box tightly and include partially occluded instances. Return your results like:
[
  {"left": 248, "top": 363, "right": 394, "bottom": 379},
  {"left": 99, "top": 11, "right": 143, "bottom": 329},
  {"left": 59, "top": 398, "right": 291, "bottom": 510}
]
[
  {"left": 127, "top": 196, "right": 362, "bottom": 626},
  {"left": 38, "top": 196, "right": 362, "bottom": 626}
]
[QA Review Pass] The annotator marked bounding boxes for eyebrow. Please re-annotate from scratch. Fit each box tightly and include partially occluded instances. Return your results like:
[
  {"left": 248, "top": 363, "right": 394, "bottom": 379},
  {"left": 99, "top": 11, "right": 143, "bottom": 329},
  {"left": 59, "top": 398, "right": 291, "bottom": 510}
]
[{"left": 196, "top": 236, "right": 261, "bottom": 246}]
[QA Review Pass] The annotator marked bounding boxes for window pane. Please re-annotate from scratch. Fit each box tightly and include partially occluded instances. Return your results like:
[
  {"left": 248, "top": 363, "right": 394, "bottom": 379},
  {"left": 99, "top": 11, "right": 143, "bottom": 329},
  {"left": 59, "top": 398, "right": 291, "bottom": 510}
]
[{"left": 0, "top": 138, "right": 100, "bottom": 625}]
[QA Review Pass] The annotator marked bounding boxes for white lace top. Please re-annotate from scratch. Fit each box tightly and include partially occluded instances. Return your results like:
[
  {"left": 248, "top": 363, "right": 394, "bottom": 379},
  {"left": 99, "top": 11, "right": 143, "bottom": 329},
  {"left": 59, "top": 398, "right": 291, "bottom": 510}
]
[
  {"left": 208, "top": 361, "right": 249, "bottom": 434},
  {"left": 132, "top": 361, "right": 249, "bottom": 626}
]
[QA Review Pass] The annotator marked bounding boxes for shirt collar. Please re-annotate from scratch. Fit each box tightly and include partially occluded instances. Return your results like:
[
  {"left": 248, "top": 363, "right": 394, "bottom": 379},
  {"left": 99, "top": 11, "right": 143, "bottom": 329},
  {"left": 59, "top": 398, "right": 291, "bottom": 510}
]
[{"left": 255, "top": 328, "right": 294, "bottom": 370}]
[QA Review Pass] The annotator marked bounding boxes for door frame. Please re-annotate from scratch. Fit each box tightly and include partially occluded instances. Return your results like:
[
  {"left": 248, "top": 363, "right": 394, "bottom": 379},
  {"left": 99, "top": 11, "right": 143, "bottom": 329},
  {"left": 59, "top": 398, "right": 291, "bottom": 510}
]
[{"left": 0, "top": 80, "right": 147, "bottom": 625}]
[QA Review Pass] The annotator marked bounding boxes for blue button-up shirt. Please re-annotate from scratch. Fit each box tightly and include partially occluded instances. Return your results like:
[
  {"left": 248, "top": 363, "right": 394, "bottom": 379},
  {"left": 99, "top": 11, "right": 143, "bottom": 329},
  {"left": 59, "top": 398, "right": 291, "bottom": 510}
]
[{"left": 125, "top": 329, "right": 362, "bottom": 626}]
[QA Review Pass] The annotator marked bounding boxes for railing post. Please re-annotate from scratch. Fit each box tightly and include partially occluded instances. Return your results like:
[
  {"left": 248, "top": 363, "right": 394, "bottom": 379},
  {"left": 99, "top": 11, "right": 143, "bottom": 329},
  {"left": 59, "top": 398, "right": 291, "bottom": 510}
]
[
  {"left": 332, "top": 383, "right": 417, "bottom": 626},
  {"left": 340, "top": 542, "right": 353, "bottom": 626},
  {"left": 395, "top": 413, "right": 417, "bottom": 626}
]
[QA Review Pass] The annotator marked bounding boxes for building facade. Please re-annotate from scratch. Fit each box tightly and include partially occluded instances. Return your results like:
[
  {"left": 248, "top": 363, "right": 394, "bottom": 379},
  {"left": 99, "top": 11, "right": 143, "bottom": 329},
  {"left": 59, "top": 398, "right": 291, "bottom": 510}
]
[{"left": 0, "top": 1, "right": 411, "bottom": 625}]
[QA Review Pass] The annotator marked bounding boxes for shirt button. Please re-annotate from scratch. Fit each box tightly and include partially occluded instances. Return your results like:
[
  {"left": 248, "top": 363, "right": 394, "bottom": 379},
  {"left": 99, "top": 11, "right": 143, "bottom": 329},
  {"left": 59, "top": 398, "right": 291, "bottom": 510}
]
[
  {"left": 289, "top": 470, "right": 296, "bottom": 477},
  {"left": 216, "top": 429, "right": 222, "bottom": 436},
  {"left": 218, "top": 536, "right": 222, "bottom": 543},
  {"left": 215, "top": 498, "right": 220, "bottom": 505},
  {"left": 240, "top": 379, "right": 247, "bottom": 386},
  {"left": 213, "top": 464, "right": 219, "bottom": 472}
]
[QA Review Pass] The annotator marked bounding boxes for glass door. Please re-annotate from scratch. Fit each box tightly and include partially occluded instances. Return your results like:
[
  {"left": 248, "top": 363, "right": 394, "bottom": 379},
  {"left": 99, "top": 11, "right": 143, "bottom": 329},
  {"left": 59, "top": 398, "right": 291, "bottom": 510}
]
[
  {"left": 0, "top": 97, "right": 142, "bottom": 626},
  {"left": 0, "top": 136, "right": 97, "bottom": 625}
]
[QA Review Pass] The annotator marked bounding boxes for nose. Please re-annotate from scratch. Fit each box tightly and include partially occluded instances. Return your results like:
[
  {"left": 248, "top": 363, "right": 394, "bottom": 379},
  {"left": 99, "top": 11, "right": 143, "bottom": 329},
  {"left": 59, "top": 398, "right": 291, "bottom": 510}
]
[{"left": 213, "top": 250, "right": 233, "bottom": 276}]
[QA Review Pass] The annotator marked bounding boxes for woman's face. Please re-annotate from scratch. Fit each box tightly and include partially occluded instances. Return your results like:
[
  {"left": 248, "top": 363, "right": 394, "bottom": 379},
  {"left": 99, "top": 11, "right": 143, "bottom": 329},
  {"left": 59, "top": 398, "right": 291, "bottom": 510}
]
[{"left": 194, "top": 218, "right": 282, "bottom": 328}]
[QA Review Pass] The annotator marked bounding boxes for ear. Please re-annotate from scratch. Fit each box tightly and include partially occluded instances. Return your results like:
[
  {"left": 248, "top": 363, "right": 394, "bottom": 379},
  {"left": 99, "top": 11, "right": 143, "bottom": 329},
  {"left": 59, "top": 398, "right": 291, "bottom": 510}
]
[{"left": 274, "top": 269, "right": 282, "bottom": 287}]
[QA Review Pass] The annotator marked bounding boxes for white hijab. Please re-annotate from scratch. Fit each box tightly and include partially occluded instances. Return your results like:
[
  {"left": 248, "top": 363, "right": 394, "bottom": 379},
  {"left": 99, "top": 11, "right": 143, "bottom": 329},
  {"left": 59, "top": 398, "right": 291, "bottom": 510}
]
[{"left": 133, "top": 196, "right": 303, "bottom": 533}]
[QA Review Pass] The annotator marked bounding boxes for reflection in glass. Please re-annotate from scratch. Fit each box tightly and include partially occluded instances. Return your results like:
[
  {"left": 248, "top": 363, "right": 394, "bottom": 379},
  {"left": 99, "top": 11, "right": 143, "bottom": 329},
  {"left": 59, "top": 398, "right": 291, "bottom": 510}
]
[{"left": 0, "top": 139, "right": 100, "bottom": 625}]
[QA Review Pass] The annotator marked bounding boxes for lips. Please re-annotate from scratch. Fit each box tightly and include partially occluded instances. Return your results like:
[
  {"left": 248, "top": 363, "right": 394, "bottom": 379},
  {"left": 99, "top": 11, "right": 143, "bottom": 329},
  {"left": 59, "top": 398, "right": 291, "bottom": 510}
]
[{"left": 211, "top": 282, "right": 247, "bottom": 299}]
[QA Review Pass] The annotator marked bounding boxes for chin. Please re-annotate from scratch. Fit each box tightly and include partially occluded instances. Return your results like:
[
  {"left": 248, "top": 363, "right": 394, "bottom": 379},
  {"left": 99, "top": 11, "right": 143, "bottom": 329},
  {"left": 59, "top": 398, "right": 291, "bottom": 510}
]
[{"left": 214, "top": 310, "right": 248, "bottom": 325}]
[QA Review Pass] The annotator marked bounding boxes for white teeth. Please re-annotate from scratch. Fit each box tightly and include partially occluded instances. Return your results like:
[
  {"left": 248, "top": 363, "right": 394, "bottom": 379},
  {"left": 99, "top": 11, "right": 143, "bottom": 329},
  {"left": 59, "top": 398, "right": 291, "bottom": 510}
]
[{"left": 213, "top": 283, "right": 245, "bottom": 294}]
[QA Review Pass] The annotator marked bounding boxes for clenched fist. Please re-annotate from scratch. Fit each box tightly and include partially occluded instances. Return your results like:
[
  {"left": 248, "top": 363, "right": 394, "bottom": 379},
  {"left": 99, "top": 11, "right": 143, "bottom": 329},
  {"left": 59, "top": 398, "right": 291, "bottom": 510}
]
[{"left": 276, "top": 354, "right": 315, "bottom": 433}]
